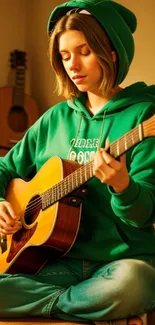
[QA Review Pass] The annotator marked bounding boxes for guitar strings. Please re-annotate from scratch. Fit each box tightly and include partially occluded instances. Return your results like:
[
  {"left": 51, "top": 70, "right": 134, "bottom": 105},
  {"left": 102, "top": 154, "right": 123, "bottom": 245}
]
[
  {"left": 23, "top": 126, "right": 142, "bottom": 217},
  {"left": 24, "top": 126, "right": 141, "bottom": 216},
  {"left": 24, "top": 161, "right": 93, "bottom": 218},
  {"left": 25, "top": 161, "right": 92, "bottom": 207}
]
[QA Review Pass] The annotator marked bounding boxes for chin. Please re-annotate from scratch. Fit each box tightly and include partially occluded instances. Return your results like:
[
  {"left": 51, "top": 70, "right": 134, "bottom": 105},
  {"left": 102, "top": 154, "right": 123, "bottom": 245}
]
[{"left": 76, "top": 86, "right": 89, "bottom": 92}]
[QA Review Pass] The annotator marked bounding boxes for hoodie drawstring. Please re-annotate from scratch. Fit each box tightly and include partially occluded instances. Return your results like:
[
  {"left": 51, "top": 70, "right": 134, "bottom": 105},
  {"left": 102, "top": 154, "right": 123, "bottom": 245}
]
[
  {"left": 97, "top": 110, "right": 107, "bottom": 151},
  {"left": 67, "top": 110, "right": 107, "bottom": 161},
  {"left": 67, "top": 112, "right": 83, "bottom": 160}
]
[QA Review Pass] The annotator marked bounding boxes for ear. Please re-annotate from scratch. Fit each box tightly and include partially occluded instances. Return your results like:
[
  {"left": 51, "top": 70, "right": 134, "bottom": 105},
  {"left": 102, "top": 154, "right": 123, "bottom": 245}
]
[{"left": 111, "top": 51, "right": 117, "bottom": 62}]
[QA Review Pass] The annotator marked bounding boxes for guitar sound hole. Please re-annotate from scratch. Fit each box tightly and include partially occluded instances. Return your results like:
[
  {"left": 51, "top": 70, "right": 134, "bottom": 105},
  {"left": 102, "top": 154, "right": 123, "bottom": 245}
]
[
  {"left": 24, "top": 195, "right": 41, "bottom": 226},
  {"left": 8, "top": 105, "right": 28, "bottom": 132}
]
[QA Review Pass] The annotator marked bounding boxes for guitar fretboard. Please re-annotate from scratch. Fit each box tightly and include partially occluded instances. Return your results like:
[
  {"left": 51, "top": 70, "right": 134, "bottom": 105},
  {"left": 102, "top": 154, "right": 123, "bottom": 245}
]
[
  {"left": 13, "top": 67, "right": 25, "bottom": 107},
  {"left": 41, "top": 123, "right": 144, "bottom": 210}
]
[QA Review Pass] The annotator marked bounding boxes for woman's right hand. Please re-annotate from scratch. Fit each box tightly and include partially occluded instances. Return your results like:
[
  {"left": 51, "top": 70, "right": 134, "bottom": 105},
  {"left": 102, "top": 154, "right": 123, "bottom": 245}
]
[{"left": 0, "top": 201, "right": 22, "bottom": 235}]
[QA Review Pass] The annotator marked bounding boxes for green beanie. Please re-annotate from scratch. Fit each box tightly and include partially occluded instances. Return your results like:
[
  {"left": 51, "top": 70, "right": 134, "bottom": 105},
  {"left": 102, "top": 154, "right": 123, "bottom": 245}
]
[{"left": 47, "top": 0, "right": 137, "bottom": 85}]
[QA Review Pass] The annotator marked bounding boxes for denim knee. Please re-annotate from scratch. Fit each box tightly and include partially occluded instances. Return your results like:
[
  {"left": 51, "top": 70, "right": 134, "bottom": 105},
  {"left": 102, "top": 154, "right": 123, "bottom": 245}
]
[
  {"left": 93, "top": 259, "right": 155, "bottom": 317},
  {"left": 56, "top": 259, "right": 155, "bottom": 321}
]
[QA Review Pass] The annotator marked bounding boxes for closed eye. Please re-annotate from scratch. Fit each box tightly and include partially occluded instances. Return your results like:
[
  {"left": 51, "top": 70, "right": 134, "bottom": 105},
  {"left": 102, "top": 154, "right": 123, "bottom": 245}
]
[
  {"left": 61, "top": 49, "right": 91, "bottom": 61},
  {"left": 81, "top": 49, "right": 91, "bottom": 56},
  {"left": 61, "top": 56, "right": 70, "bottom": 61}
]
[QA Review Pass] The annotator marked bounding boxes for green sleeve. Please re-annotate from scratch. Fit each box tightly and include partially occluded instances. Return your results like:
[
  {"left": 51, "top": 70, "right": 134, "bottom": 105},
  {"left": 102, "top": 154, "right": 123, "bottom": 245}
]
[
  {"left": 0, "top": 124, "right": 37, "bottom": 200},
  {"left": 108, "top": 136, "right": 155, "bottom": 227}
]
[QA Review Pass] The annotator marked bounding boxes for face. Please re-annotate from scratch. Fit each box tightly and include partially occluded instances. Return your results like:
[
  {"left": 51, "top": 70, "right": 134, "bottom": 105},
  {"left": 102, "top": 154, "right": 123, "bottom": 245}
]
[{"left": 58, "top": 30, "right": 103, "bottom": 94}]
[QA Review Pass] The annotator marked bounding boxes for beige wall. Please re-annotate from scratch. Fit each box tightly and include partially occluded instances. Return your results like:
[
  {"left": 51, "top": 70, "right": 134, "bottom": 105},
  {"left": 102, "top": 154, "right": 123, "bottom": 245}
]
[
  {"left": 0, "top": 0, "right": 155, "bottom": 114},
  {"left": 0, "top": 0, "right": 29, "bottom": 88},
  {"left": 119, "top": 0, "right": 155, "bottom": 88}
]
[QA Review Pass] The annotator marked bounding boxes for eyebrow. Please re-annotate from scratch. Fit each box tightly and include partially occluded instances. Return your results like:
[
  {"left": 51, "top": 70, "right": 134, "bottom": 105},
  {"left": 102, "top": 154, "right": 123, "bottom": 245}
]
[{"left": 59, "top": 43, "right": 87, "bottom": 53}]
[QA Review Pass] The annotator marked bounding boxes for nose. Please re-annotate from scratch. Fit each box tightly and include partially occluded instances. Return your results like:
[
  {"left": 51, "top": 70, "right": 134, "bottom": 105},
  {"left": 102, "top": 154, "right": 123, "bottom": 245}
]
[{"left": 69, "top": 54, "right": 80, "bottom": 71}]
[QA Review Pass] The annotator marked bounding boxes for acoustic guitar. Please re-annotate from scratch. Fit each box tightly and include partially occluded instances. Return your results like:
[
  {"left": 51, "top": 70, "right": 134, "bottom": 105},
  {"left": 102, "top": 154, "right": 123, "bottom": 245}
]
[
  {"left": 0, "top": 50, "right": 39, "bottom": 156},
  {"left": 0, "top": 114, "right": 155, "bottom": 274}
]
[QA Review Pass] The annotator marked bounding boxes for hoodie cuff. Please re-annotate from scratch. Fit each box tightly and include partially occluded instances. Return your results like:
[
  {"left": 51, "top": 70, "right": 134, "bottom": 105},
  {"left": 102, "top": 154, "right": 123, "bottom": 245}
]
[{"left": 108, "top": 177, "right": 140, "bottom": 206}]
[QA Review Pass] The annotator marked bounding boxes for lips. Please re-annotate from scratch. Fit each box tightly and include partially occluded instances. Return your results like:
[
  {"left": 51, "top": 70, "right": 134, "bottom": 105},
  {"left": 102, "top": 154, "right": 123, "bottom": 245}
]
[
  {"left": 72, "top": 75, "right": 86, "bottom": 80},
  {"left": 72, "top": 75, "right": 86, "bottom": 84}
]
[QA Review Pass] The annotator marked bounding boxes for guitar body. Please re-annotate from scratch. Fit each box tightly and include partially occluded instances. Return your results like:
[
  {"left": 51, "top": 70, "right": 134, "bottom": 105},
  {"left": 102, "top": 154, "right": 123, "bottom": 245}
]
[
  {"left": 0, "top": 87, "right": 38, "bottom": 150},
  {"left": 0, "top": 50, "right": 39, "bottom": 155},
  {"left": 0, "top": 156, "right": 83, "bottom": 274}
]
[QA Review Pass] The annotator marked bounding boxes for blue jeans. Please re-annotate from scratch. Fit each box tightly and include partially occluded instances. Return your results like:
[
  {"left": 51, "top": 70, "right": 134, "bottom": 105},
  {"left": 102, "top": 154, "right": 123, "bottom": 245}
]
[{"left": 0, "top": 257, "right": 155, "bottom": 321}]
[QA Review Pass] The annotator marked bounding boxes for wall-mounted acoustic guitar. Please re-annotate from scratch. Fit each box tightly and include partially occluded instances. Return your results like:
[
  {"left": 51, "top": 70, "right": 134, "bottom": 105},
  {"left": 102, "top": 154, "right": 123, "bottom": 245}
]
[{"left": 0, "top": 50, "right": 39, "bottom": 156}]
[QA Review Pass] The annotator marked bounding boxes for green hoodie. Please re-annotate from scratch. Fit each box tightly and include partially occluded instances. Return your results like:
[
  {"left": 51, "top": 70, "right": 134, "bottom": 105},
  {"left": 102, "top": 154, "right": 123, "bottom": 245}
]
[{"left": 1, "top": 81, "right": 155, "bottom": 263}]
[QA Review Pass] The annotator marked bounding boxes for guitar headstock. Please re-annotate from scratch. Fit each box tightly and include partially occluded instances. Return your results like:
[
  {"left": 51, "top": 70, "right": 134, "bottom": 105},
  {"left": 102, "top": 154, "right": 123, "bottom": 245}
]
[
  {"left": 143, "top": 114, "right": 155, "bottom": 138},
  {"left": 10, "top": 50, "right": 27, "bottom": 70}
]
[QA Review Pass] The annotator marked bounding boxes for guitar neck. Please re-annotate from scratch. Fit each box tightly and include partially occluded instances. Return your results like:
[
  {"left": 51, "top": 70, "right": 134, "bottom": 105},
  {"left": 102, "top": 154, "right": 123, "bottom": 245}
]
[
  {"left": 42, "top": 114, "right": 155, "bottom": 210},
  {"left": 109, "top": 123, "right": 143, "bottom": 158},
  {"left": 42, "top": 120, "right": 148, "bottom": 210},
  {"left": 13, "top": 67, "right": 25, "bottom": 107},
  {"left": 10, "top": 50, "right": 27, "bottom": 107}
]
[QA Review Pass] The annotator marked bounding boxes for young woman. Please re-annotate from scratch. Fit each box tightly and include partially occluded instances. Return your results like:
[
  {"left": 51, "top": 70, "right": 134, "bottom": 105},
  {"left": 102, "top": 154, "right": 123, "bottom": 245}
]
[{"left": 0, "top": 0, "right": 155, "bottom": 324}]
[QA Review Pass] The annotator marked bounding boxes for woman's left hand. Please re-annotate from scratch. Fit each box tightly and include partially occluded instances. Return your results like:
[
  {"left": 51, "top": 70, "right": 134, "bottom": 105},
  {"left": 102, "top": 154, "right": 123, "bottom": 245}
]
[{"left": 93, "top": 149, "right": 130, "bottom": 193}]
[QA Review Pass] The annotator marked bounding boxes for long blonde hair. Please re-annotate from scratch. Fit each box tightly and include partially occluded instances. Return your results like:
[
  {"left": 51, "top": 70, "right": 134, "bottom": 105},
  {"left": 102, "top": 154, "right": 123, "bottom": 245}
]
[{"left": 48, "top": 13, "right": 118, "bottom": 100}]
